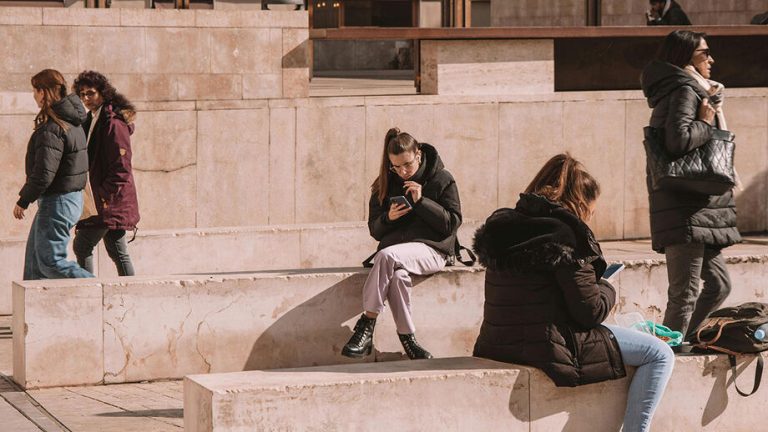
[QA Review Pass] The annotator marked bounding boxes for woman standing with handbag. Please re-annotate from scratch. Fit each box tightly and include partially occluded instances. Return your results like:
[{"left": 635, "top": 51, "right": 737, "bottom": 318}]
[
  {"left": 640, "top": 30, "right": 741, "bottom": 340},
  {"left": 341, "top": 127, "right": 463, "bottom": 360}
]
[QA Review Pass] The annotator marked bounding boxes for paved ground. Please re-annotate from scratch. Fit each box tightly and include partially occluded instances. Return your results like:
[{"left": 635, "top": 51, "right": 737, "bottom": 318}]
[{"left": 0, "top": 315, "right": 183, "bottom": 432}]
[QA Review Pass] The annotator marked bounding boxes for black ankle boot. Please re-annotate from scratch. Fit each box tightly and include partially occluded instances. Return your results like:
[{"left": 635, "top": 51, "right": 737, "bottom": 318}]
[
  {"left": 342, "top": 314, "right": 376, "bottom": 358},
  {"left": 398, "top": 333, "right": 433, "bottom": 360}
]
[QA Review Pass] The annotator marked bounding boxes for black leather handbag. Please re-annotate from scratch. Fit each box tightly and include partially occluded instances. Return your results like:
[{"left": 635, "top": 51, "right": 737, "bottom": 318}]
[{"left": 644, "top": 126, "right": 736, "bottom": 195}]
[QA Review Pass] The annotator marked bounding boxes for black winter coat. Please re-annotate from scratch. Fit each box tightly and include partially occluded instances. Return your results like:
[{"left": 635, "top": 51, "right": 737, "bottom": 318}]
[
  {"left": 368, "top": 143, "right": 462, "bottom": 257},
  {"left": 18, "top": 94, "right": 88, "bottom": 209},
  {"left": 640, "top": 60, "right": 740, "bottom": 252},
  {"left": 647, "top": 0, "right": 691, "bottom": 26},
  {"left": 472, "top": 194, "right": 626, "bottom": 387}
]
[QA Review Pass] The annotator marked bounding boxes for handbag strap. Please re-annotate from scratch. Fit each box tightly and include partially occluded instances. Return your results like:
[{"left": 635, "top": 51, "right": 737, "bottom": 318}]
[{"left": 729, "top": 355, "right": 763, "bottom": 397}]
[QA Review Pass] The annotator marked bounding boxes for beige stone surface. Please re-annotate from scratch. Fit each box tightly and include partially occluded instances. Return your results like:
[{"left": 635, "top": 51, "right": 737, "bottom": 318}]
[
  {"left": 282, "top": 28, "right": 309, "bottom": 69},
  {"left": 728, "top": 97, "right": 768, "bottom": 233},
  {"left": 295, "top": 104, "right": 367, "bottom": 223},
  {"left": 0, "top": 398, "right": 40, "bottom": 432},
  {"left": 109, "top": 74, "right": 179, "bottom": 103},
  {"left": 197, "top": 9, "right": 308, "bottom": 28},
  {"left": 184, "top": 357, "right": 529, "bottom": 432},
  {"left": 281, "top": 67, "right": 309, "bottom": 98},
  {"left": 210, "top": 28, "right": 281, "bottom": 74},
  {"left": 177, "top": 74, "right": 242, "bottom": 101},
  {"left": 132, "top": 166, "right": 197, "bottom": 230},
  {"left": 242, "top": 73, "right": 282, "bottom": 99},
  {"left": 77, "top": 27, "right": 146, "bottom": 74},
  {"left": 0, "top": 115, "right": 35, "bottom": 239},
  {"left": 431, "top": 103, "right": 500, "bottom": 221},
  {"left": 563, "top": 100, "right": 626, "bottom": 240},
  {"left": 268, "top": 108, "right": 296, "bottom": 224},
  {"left": 196, "top": 109, "right": 270, "bottom": 227},
  {"left": 429, "top": 40, "right": 554, "bottom": 96},
  {"left": 0, "top": 7, "right": 42, "bottom": 25},
  {"left": 624, "top": 99, "right": 652, "bottom": 239},
  {"left": 498, "top": 101, "right": 565, "bottom": 206},
  {"left": 0, "top": 239, "right": 25, "bottom": 315},
  {"left": 42, "top": 8, "right": 120, "bottom": 26},
  {"left": 13, "top": 280, "right": 103, "bottom": 389},
  {"left": 0, "top": 315, "right": 11, "bottom": 376},
  {"left": 145, "top": 28, "right": 211, "bottom": 74},
  {"left": 0, "top": 26, "right": 78, "bottom": 74},
  {"left": 120, "top": 9, "right": 196, "bottom": 27}
]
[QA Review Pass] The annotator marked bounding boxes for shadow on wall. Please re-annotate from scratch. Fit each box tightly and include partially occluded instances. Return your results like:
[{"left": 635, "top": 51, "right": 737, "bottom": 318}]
[
  {"left": 699, "top": 354, "right": 759, "bottom": 427},
  {"left": 735, "top": 169, "right": 768, "bottom": 234},
  {"left": 244, "top": 272, "right": 435, "bottom": 370}
]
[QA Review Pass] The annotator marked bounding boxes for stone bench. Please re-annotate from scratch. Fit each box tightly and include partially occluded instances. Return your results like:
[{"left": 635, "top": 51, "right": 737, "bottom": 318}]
[
  {"left": 12, "top": 241, "right": 768, "bottom": 389},
  {"left": 0, "top": 221, "right": 481, "bottom": 314},
  {"left": 183, "top": 354, "right": 768, "bottom": 432}
]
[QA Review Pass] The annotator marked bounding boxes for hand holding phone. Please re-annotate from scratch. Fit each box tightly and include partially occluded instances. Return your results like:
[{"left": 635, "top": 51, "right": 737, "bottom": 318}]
[
  {"left": 388, "top": 196, "right": 412, "bottom": 221},
  {"left": 602, "top": 263, "right": 625, "bottom": 281}
]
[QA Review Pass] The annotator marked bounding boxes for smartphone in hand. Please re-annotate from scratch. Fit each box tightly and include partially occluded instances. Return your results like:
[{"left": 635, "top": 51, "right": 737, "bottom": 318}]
[
  {"left": 389, "top": 195, "right": 412, "bottom": 210},
  {"left": 603, "top": 263, "right": 625, "bottom": 281}
]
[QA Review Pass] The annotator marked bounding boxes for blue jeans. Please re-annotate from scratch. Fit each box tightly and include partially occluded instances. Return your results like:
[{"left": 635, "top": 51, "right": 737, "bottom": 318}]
[
  {"left": 605, "top": 324, "right": 675, "bottom": 432},
  {"left": 23, "top": 191, "right": 95, "bottom": 280}
]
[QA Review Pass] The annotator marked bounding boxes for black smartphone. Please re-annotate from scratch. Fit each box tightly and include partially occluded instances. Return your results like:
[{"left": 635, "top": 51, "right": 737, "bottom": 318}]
[
  {"left": 603, "top": 263, "right": 625, "bottom": 280},
  {"left": 389, "top": 195, "right": 412, "bottom": 209}
]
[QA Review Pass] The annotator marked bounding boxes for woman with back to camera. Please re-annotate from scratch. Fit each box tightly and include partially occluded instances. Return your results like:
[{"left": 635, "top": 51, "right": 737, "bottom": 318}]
[
  {"left": 12, "top": 69, "right": 93, "bottom": 280},
  {"left": 341, "top": 127, "right": 462, "bottom": 360},
  {"left": 473, "top": 154, "right": 674, "bottom": 432},
  {"left": 641, "top": 30, "right": 740, "bottom": 340}
]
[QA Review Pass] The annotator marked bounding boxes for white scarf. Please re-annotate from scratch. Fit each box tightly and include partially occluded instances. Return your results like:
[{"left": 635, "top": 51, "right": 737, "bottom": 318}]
[{"left": 684, "top": 65, "right": 728, "bottom": 131}]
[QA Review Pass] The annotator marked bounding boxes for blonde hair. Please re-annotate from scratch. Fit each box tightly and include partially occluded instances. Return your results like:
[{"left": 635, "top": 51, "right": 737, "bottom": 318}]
[
  {"left": 525, "top": 153, "right": 600, "bottom": 221},
  {"left": 31, "top": 69, "right": 69, "bottom": 131}
]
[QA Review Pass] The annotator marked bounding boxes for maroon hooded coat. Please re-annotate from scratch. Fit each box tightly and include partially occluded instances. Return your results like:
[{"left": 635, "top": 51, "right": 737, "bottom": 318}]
[{"left": 77, "top": 104, "right": 140, "bottom": 231}]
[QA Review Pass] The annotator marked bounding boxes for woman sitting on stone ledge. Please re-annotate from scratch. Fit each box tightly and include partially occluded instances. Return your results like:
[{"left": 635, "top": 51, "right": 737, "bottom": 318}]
[
  {"left": 341, "top": 127, "right": 463, "bottom": 360},
  {"left": 473, "top": 154, "right": 674, "bottom": 432}
]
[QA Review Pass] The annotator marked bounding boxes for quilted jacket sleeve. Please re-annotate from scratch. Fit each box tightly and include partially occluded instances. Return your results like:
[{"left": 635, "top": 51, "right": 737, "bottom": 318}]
[
  {"left": 663, "top": 86, "right": 714, "bottom": 157},
  {"left": 17, "top": 130, "right": 64, "bottom": 209},
  {"left": 555, "top": 262, "right": 616, "bottom": 329}
]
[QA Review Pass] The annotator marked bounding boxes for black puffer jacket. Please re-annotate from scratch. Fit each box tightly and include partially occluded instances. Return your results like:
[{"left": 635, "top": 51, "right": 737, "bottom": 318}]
[
  {"left": 368, "top": 143, "right": 462, "bottom": 257},
  {"left": 647, "top": 0, "right": 691, "bottom": 26},
  {"left": 17, "top": 94, "right": 88, "bottom": 209},
  {"left": 472, "top": 194, "right": 626, "bottom": 388},
  {"left": 640, "top": 60, "right": 740, "bottom": 252}
]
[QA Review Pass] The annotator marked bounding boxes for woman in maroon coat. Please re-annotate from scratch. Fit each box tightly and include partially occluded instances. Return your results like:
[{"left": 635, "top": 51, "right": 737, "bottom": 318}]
[{"left": 72, "top": 71, "right": 140, "bottom": 276}]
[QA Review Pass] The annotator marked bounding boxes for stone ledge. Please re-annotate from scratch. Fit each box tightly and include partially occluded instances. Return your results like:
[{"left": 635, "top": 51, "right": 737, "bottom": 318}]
[
  {"left": 184, "top": 354, "right": 768, "bottom": 432},
  {"left": 11, "top": 238, "right": 768, "bottom": 388}
]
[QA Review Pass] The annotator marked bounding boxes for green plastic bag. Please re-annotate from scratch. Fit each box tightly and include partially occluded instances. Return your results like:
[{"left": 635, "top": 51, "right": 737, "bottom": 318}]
[{"left": 634, "top": 321, "right": 683, "bottom": 346}]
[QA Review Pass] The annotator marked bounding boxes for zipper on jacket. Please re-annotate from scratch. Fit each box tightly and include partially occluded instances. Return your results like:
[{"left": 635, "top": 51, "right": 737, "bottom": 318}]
[{"left": 566, "top": 327, "right": 580, "bottom": 369}]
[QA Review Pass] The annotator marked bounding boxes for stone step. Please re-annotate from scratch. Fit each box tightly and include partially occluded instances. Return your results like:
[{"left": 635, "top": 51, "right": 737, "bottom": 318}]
[
  {"left": 183, "top": 354, "right": 768, "bottom": 432},
  {"left": 12, "top": 240, "right": 768, "bottom": 389},
  {"left": 0, "top": 220, "right": 482, "bottom": 314}
]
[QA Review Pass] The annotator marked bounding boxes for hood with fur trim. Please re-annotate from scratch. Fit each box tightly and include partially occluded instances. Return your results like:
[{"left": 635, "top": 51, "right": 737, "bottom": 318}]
[{"left": 473, "top": 193, "right": 605, "bottom": 275}]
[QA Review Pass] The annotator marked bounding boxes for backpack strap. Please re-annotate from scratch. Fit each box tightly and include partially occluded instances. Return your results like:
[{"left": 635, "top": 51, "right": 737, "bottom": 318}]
[
  {"left": 454, "top": 240, "right": 476, "bottom": 267},
  {"left": 362, "top": 251, "right": 376, "bottom": 268},
  {"left": 729, "top": 355, "right": 763, "bottom": 397}
]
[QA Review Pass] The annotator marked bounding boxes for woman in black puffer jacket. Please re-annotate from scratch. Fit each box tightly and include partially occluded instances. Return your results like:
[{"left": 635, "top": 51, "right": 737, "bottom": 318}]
[
  {"left": 473, "top": 154, "right": 674, "bottom": 432},
  {"left": 341, "top": 127, "right": 462, "bottom": 361},
  {"left": 13, "top": 69, "right": 93, "bottom": 280},
  {"left": 640, "top": 30, "right": 740, "bottom": 340}
]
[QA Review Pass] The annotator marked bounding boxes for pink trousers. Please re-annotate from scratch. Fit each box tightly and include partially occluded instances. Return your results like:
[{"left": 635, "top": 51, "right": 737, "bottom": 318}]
[{"left": 362, "top": 242, "right": 447, "bottom": 334}]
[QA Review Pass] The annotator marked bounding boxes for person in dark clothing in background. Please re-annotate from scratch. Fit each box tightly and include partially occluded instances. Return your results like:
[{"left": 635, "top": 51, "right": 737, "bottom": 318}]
[
  {"left": 646, "top": 0, "right": 691, "bottom": 26},
  {"left": 473, "top": 154, "right": 674, "bottom": 432},
  {"left": 641, "top": 30, "right": 740, "bottom": 340},
  {"left": 341, "top": 127, "right": 462, "bottom": 361},
  {"left": 13, "top": 69, "right": 93, "bottom": 280},
  {"left": 72, "top": 71, "right": 140, "bottom": 277}
]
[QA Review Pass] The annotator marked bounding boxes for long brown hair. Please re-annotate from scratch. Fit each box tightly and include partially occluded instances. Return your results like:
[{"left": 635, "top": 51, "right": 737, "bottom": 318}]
[
  {"left": 371, "top": 127, "right": 420, "bottom": 205},
  {"left": 31, "top": 69, "right": 69, "bottom": 131},
  {"left": 524, "top": 153, "right": 600, "bottom": 221}
]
